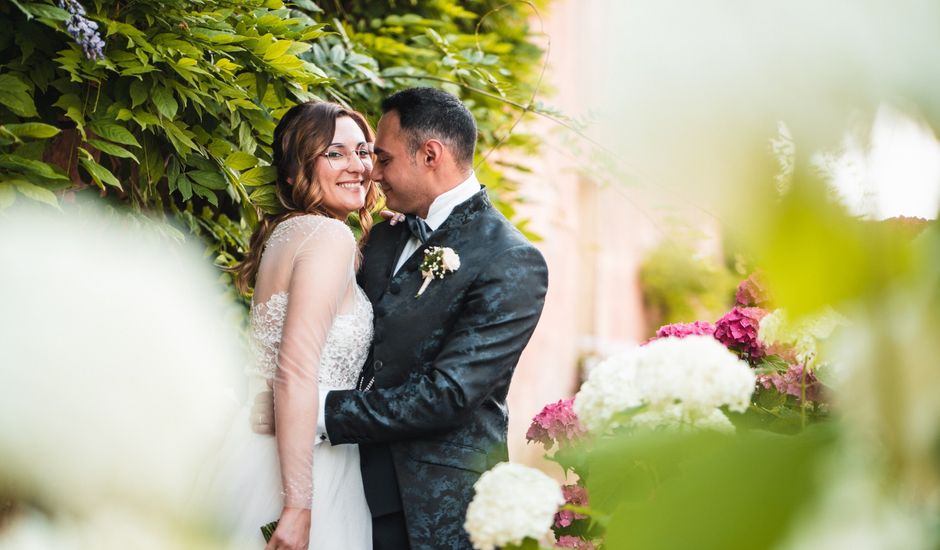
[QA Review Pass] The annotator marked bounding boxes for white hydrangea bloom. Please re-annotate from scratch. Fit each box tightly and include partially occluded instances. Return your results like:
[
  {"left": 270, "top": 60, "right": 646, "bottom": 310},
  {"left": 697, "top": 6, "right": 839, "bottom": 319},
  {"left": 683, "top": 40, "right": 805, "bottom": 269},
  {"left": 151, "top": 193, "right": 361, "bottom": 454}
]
[
  {"left": 574, "top": 336, "right": 755, "bottom": 434},
  {"left": 632, "top": 404, "right": 736, "bottom": 434},
  {"left": 573, "top": 352, "right": 644, "bottom": 432},
  {"left": 634, "top": 336, "right": 756, "bottom": 415},
  {"left": 464, "top": 462, "right": 564, "bottom": 550}
]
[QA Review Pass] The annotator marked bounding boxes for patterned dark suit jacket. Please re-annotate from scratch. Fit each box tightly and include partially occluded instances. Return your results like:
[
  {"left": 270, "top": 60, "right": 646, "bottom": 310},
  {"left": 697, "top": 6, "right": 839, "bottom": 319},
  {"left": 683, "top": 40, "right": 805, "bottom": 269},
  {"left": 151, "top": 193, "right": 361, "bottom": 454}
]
[{"left": 324, "top": 188, "right": 549, "bottom": 550}]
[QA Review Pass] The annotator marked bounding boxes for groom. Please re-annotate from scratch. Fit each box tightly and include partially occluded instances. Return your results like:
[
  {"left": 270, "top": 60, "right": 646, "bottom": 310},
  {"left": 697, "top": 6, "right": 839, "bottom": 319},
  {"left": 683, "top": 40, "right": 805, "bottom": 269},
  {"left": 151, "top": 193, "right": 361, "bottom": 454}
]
[
  {"left": 262, "top": 87, "right": 548, "bottom": 549},
  {"left": 337, "top": 87, "right": 549, "bottom": 550}
]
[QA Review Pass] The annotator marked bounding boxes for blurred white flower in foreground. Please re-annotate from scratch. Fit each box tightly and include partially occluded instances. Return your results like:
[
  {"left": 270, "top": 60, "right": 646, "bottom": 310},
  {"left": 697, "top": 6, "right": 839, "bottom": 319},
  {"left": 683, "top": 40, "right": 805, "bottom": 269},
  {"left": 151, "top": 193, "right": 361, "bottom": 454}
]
[
  {"left": 464, "top": 462, "right": 564, "bottom": 550},
  {"left": 0, "top": 207, "right": 245, "bottom": 547}
]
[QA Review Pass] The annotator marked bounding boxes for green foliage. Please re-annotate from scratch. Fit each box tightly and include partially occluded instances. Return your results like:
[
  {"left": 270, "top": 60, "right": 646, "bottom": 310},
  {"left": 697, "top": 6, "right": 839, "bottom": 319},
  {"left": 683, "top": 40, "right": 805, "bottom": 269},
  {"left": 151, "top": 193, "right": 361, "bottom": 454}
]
[
  {"left": 583, "top": 426, "right": 834, "bottom": 550},
  {"left": 639, "top": 239, "right": 739, "bottom": 333},
  {"left": 0, "top": 0, "right": 551, "bottom": 298}
]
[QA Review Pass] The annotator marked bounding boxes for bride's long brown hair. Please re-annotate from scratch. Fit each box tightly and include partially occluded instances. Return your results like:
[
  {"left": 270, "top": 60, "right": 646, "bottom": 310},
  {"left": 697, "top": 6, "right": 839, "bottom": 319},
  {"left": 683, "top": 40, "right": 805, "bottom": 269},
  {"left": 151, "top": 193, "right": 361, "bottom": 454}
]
[{"left": 232, "top": 102, "right": 379, "bottom": 295}]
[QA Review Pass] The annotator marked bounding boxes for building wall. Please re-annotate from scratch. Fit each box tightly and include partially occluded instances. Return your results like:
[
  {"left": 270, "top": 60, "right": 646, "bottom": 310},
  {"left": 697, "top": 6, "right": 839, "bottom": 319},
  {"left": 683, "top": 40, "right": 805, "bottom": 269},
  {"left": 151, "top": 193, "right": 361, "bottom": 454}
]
[{"left": 503, "top": 0, "right": 665, "bottom": 466}]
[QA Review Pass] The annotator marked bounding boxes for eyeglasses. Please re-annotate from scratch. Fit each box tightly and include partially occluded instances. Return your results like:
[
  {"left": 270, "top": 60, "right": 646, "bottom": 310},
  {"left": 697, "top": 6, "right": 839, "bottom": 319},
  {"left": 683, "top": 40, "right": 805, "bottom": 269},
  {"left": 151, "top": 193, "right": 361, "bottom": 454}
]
[{"left": 321, "top": 144, "right": 374, "bottom": 171}]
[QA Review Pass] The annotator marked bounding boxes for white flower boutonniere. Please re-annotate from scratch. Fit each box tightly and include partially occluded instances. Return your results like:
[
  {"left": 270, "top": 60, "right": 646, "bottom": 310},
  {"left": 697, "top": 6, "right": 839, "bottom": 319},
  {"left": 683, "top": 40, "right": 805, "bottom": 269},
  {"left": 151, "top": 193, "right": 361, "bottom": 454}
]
[{"left": 416, "top": 246, "right": 460, "bottom": 297}]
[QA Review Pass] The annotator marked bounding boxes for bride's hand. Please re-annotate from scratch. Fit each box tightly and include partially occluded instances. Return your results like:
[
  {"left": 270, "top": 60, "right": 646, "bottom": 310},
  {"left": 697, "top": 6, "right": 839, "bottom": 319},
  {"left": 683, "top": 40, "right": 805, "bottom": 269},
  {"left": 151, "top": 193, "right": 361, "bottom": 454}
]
[
  {"left": 380, "top": 210, "right": 405, "bottom": 226},
  {"left": 264, "top": 507, "right": 311, "bottom": 550}
]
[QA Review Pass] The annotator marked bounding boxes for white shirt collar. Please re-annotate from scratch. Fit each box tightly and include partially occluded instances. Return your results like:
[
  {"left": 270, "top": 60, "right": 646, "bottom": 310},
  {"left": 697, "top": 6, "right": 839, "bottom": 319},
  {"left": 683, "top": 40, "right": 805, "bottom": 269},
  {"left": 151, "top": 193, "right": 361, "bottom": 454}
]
[{"left": 423, "top": 172, "right": 482, "bottom": 231}]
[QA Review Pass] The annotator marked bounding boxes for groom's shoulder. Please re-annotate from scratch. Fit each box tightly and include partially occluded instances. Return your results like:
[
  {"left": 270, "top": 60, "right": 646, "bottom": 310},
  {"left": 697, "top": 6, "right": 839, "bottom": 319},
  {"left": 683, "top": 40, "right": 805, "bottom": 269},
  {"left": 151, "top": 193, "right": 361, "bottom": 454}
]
[
  {"left": 479, "top": 204, "right": 537, "bottom": 249},
  {"left": 474, "top": 206, "right": 546, "bottom": 268},
  {"left": 368, "top": 218, "right": 405, "bottom": 243}
]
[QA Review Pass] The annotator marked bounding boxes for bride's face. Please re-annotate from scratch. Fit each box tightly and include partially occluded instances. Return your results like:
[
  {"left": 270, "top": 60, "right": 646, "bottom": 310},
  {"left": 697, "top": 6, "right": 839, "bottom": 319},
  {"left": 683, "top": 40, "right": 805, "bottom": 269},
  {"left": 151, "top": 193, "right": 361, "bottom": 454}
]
[{"left": 316, "top": 116, "right": 373, "bottom": 218}]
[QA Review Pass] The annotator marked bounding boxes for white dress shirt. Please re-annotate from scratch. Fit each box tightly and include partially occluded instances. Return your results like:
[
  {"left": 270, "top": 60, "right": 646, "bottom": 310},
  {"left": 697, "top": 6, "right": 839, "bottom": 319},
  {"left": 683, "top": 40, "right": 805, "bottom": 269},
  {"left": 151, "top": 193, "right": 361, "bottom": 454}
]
[
  {"left": 393, "top": 172, "right": 482, "bottom": 273},
  {"left": 316, "top": 173, "right": 482, "bottom": 440}
]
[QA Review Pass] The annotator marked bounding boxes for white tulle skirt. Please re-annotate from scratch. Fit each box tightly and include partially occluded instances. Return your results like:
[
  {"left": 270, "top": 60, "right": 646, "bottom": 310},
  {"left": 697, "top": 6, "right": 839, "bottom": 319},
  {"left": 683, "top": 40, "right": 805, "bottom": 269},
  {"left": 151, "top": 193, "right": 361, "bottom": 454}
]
[{"left": 209, "top": 402, "right": 372, "bottom": 549}]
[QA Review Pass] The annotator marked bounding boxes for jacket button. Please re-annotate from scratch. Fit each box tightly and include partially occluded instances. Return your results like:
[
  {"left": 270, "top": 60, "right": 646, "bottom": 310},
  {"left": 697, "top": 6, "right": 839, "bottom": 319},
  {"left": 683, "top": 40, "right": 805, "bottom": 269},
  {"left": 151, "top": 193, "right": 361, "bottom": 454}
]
[
  {"left": 374, "top": 360, "right": 384, "bottom": 372},
  {"left": 389, "top": 282, "right": 401, "bottom": 295}
]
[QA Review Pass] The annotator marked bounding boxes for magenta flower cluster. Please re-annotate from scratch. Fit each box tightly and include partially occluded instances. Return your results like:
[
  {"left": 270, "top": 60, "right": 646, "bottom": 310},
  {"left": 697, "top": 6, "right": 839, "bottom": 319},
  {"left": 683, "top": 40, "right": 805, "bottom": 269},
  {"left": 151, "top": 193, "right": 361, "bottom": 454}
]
[
  {"left": 757, "top": 364, "right": 821, "bottom": 402},
  {"left": 735, "top": 272, "right": 771, "bottom": 307},
  {"left": 556, "top": 535, "right": 596, "bottom": 549},
  {"left": 554, "top": 484, "right": 589, "bottom": 528},
  {"left": 714, "top": 307, "right": 767, "bottom": 361},
  {"left": 526, "top": 398, "right": 586, "bottom": 451},
  {"left": 651, "top": 320, "right": 715, "bottom": 341}
]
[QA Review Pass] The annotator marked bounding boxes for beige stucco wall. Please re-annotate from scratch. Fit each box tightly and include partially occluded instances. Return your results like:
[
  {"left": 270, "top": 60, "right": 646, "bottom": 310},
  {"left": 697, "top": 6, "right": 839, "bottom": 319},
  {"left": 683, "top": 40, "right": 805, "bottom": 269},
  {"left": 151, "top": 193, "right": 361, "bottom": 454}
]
[{"left": 503, "top": 0, "right": 665, "bottom": 466}]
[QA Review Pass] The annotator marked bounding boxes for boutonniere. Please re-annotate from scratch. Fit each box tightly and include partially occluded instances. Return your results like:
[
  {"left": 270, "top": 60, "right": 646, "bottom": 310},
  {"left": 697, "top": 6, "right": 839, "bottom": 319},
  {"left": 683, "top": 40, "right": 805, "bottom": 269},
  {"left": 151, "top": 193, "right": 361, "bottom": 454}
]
[{"left": 416, "top": 246, "right": 461, "bottom": 297}]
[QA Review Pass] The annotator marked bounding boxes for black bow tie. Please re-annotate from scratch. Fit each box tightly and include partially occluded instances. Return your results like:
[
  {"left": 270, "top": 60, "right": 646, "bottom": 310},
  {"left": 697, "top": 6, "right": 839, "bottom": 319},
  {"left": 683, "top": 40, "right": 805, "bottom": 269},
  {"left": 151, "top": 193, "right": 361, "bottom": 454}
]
[{"left": 405, "top": 214, "right": 431, "bottom": 244}]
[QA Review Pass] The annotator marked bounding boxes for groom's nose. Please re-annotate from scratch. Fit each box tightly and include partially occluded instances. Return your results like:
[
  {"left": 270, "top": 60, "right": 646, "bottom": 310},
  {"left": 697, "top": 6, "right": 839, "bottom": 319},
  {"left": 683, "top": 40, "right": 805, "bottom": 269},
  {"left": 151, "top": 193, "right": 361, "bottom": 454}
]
[{"left": 371, "top": 161, "right": 384, "bottom": 182}]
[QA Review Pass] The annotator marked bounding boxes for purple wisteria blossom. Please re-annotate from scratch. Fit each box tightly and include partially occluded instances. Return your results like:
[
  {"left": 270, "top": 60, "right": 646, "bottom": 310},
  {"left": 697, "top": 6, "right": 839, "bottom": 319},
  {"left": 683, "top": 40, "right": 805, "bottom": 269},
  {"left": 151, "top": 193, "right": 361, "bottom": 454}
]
[{"left": 59, "top": 0, "right": 106, "bottom": 60}]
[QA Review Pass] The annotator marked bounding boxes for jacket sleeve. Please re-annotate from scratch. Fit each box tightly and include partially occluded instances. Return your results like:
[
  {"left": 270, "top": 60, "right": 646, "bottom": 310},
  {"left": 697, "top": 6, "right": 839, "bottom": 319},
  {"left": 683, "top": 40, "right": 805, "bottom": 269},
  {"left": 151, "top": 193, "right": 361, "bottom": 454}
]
[{"left": 324, "top": 243, "right": 548, "bottom": 444}]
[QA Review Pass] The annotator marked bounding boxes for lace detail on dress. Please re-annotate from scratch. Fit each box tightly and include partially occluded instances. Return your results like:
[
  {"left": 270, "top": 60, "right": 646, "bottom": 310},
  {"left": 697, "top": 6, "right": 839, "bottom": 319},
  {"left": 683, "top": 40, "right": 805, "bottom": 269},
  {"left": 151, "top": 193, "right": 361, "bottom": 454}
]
[
  {"left": 318, "top": 286, "right": 373, "bottom": 389},
  {"left": 247, "top": 287, "right": 373, "bottom": 389},
  {"left": 248, "top": 292, "right": 289, "bottom": 380},
  {"left": 267, "top": 215, "right": 333, "bottom": 248}
]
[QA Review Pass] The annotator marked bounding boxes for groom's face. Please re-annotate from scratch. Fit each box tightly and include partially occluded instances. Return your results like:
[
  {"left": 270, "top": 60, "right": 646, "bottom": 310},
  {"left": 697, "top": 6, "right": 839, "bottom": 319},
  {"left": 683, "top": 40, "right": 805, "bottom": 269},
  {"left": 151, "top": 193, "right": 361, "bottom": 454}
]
[{"left": 372, "top": 111, "right": 434, "bottom": 217}]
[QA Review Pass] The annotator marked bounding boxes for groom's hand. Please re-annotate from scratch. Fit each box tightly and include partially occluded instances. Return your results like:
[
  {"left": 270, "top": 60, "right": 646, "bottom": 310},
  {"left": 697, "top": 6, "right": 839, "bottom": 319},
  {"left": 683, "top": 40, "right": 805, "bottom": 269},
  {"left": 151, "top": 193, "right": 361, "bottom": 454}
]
[{"left": 251, "top": 389, "right": 275, "bottom": 435}]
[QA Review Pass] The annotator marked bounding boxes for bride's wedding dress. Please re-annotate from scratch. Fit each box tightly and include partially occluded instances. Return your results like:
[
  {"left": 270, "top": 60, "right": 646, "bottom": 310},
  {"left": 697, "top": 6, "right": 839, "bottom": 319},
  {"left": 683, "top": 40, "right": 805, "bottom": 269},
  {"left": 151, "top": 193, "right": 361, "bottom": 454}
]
[{"left": 213, "top": 214, "right": 373, "bottom": 549}]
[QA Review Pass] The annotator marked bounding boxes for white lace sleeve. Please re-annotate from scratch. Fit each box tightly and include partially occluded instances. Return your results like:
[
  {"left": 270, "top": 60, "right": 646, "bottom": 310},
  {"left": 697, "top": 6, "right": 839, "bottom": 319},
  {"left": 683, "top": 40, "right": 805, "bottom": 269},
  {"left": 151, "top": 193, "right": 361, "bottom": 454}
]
[{"left": 270, "top": 216, "right": 357, "bottom": 508}]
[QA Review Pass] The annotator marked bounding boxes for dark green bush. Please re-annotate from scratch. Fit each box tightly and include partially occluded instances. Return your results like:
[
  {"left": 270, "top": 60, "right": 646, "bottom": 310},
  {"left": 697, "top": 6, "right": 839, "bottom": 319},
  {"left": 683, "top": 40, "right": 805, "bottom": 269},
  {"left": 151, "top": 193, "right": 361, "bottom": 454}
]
[{"left": 0, "top": 0, "right": 550, "bottom": 299}]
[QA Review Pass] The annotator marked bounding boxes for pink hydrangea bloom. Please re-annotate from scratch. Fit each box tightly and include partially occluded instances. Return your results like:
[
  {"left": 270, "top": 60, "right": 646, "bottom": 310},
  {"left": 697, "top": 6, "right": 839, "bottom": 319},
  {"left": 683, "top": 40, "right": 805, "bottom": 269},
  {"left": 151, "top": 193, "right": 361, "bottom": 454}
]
[
  {"left": 554, "top": 484, "right": 589, "bottom": 528},
  {"left": 714, "top": 307, "right": 767, "bottom": 361},
  {"left": 556, "top": 535, "right": 596, "bottom": 550},
  {"left": 757, "top": 364, "right": 822, "bottom": 402},
  {"left": 735, "top": 272, "right": 772, "bottom": 307},
  {"left": 649, "top": 320, "right": 715, "bottom": 342},
  {"left": 526, "top": 398, "right": 586, "bottom": 451}
]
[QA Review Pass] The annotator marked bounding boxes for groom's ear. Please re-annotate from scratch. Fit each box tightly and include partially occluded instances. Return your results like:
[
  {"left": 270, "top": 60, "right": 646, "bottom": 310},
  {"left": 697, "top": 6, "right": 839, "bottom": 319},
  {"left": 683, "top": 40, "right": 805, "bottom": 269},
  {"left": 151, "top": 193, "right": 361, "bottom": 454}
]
[{"left": 421, "top": 139, "right": 445, "bottom": 168}]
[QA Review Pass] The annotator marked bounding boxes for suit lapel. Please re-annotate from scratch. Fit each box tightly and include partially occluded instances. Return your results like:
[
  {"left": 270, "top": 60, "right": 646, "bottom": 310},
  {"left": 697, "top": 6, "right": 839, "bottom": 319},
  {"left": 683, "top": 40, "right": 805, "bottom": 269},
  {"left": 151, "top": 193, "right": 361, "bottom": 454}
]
[
  {"left": 387, "top": 227, "right": 412, "bottom": 282},
  {"left": 359, "top": 224, "right": 410, "bottom": 302}
]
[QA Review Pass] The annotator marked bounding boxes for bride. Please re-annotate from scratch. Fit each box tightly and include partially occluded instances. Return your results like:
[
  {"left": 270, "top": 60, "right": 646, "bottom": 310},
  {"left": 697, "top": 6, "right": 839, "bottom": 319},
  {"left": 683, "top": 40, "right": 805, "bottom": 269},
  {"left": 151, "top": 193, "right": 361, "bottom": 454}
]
[{"left": 219, "top": 101, "right": 377, "bottom": 549}]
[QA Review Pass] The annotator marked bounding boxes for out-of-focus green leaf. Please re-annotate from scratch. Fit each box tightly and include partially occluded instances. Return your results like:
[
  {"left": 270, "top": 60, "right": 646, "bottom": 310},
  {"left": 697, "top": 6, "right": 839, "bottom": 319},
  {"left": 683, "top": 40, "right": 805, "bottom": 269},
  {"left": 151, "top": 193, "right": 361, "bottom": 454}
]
[
  {"left": 0, "top": 154, "right": 68, "bottom": 181},
  {"left": 587, "top": 426, "right": 834, "bottom": 550},
  {"left": 9, "top": 179, "right": 59, "bottom": 208},
  {"left": 0, "top": 181, "right": 17, "bottom": 209},
  {"left": 755, "top": 177, "right": 918, "bottom": 315}
]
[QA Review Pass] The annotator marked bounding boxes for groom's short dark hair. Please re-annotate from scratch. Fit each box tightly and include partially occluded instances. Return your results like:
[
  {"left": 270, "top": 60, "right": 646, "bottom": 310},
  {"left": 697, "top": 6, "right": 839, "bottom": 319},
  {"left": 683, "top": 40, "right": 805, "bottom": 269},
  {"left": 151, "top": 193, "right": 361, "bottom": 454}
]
[{"left": 381, "top": 87, "right": 477, "bottom": 168}]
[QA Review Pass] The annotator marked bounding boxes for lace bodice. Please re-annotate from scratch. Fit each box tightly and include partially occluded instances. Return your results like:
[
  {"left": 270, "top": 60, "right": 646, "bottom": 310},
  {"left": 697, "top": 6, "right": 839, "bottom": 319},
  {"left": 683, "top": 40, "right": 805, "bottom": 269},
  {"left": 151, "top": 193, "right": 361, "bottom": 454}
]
[
  {"left": 248, "top": 287, "right": 373, "bottom": 389},
  {"left": 243, "top": 213, "right": 372, "bottom": 508}
]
